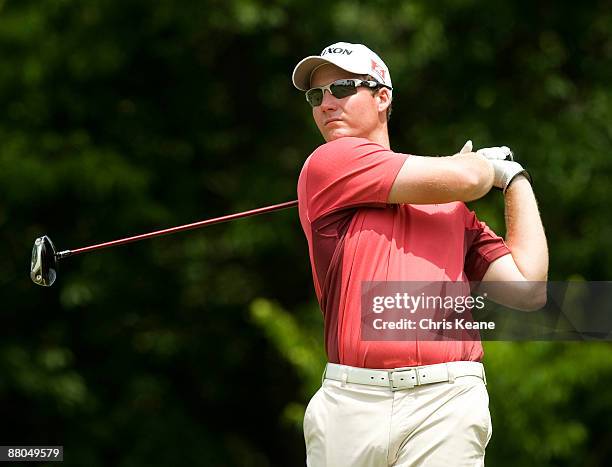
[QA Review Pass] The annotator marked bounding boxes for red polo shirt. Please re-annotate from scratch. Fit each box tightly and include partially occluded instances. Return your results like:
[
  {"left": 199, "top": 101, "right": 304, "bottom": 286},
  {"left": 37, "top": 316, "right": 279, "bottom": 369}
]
[{"left": 297, "top": 137, "right": 511, "bottom": 369}]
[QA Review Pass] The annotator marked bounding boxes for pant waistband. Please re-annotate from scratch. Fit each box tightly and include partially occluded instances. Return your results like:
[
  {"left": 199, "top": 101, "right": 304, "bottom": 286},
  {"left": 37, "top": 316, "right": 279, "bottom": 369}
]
[{"left": 324, "top": 361, "right": 486, "bottom": 391}]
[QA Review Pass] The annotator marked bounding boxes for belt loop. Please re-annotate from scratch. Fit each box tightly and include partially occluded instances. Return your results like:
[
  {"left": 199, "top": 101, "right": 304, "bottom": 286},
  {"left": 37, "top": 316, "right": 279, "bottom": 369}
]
[
  {"left": 322, "top": 363, "right": 328, "bottom": 384},
  {"left": 446, "top": 363, "right": 455, "bottom": 384},
  {"left": 341, "top": 371, "right": 348, "bottom": 387},
  {"left": 481, "top": 365, "right": 487, "bottom": 386}
]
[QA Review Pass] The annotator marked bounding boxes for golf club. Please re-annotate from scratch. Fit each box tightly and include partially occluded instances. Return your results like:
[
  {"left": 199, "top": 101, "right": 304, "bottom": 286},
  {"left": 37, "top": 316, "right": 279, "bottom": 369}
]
[{"left": 30, "top": 200, "right": 298, "bottom": 287}]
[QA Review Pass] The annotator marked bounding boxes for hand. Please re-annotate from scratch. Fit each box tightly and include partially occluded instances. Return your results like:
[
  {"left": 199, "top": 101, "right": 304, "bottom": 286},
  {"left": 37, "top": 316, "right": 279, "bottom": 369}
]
[
  {"left": 459, "top": 140, "right": 473, "bottom": 154},
  {"left": 476, "top": 145, "right": 531, "bottom": 193},
  {"left": 489, "top": 160, "right": 531, "bottom": 193},
  {"left": 476, "top": 146, "right": 513, "bottom": 161}
]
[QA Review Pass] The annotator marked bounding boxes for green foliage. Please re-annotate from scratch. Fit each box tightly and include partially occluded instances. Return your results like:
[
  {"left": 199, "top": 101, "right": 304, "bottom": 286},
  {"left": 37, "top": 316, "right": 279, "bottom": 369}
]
[
  {"left": 1, "top": 0, "right": 611, "bottom": 465},
  {"left": 250, "top": 298, "right": 325, "bottom": 429},
  {"left": 484, "top": 342, "right": 612, "bottom": 466}
]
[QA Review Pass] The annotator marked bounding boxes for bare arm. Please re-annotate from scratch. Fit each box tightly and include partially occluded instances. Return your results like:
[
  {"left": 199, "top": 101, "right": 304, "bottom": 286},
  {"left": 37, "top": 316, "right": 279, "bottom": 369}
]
[
  {"left": 387, "top": 151, "right": 495, "bottom": 204},
  {"left": 501, "top": 176, "right": 548, "bottom": 281},
  {"left": 480, "top": 175, "right": 549, "bottom": 309}
]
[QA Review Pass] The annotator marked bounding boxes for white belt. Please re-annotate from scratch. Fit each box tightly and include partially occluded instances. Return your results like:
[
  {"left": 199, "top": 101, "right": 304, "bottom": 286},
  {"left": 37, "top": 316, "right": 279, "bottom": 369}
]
[{"left": 324, "top": 361, "right": 486, "bottom": 391}]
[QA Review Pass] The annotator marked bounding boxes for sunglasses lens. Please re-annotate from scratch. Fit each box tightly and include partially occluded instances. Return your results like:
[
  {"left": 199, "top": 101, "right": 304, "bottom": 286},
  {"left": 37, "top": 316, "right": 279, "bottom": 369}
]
[
  {"left": 306, "top": 89, "right": 323, "bottom": 107},
  {"left": 305, "top": 81, "right": 361, "bottom": 107},
  {"left": 330, "top": 83, "right": 357, "bottom": 99}
]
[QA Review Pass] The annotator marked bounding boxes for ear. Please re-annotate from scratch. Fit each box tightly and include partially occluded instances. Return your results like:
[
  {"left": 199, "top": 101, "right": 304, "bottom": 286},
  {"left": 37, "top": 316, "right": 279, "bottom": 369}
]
[{"left": 376, "top": 87, "right": 392, "bottom": 114}]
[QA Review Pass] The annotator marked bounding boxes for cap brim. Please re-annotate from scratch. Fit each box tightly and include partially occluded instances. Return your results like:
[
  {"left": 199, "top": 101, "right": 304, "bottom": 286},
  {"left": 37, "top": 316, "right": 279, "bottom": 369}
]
[
  {"left": 292, "top": 57, "right": 330, "bottom": 91},
  {"left": 292, "top": 55, "right": 369, "bottom": 91}
]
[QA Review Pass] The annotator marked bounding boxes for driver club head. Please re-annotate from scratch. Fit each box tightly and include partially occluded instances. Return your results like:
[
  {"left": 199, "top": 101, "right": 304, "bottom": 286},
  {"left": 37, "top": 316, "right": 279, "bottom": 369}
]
[{"left": 30, "top": 235, "right": 58, "bottom": 287}]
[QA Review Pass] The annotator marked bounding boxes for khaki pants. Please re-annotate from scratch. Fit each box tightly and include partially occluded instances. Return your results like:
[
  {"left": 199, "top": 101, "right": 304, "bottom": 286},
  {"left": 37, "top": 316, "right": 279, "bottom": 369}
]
[{"left": 304, "top": 371, "right": 492, "bottom": 466}]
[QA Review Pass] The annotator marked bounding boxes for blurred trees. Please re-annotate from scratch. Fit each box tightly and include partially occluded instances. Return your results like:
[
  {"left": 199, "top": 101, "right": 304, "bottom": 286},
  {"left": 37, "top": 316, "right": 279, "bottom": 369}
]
[{"left": 1, "top": 0, "right": 611, "bottom": 465}]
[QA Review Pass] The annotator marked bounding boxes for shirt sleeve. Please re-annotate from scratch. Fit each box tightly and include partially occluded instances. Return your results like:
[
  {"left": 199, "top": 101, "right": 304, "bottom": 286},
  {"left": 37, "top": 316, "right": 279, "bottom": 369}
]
[
  {"left": 463, "top": 206, "right": 512, "bottom": 282},
  {"left": 301, "top": 137, "right": 408, "bottom": 222}
]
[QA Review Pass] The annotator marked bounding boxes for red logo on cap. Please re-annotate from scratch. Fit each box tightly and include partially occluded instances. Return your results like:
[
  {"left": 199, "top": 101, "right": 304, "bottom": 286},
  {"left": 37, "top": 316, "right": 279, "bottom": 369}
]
[{"left": 371, "top": 59, "right": 385, "bottom": 81}]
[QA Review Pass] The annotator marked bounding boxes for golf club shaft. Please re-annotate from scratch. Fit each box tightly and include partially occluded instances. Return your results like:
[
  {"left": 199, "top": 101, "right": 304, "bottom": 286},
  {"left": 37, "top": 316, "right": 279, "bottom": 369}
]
[{"left": 57, "top": 200, "right": 298, "bottom": 259}]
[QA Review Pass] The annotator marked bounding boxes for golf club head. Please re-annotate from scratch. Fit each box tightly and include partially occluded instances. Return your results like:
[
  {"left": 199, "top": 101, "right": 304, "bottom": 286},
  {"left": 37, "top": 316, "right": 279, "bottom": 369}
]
[{"left": 30, "top": 235, "right": 58, "bottom": 287}]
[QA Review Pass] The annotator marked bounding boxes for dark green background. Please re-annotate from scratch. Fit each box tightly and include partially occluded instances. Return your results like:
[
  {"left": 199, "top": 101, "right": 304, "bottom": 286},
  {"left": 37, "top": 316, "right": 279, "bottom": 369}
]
[{"left": 1, "top": 0, "right": 611, "bottom": 465}]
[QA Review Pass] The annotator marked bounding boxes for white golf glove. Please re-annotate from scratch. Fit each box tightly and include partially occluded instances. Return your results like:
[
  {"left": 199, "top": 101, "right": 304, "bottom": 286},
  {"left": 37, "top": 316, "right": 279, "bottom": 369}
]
[{"left": 476, "top": 145, "right": 531, "bottom": 193}]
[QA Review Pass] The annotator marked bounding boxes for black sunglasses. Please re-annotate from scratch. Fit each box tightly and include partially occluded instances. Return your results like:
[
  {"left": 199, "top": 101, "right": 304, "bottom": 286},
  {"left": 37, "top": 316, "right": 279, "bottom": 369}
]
[{"left": 305, "top": 79, "right": 390, "bottom": 107}]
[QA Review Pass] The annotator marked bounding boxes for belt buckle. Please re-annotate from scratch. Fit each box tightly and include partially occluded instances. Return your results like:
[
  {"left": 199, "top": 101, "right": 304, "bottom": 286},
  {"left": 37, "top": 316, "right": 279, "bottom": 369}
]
[{"left": 389, "top": 368, "right": 417, "bottom": 391}]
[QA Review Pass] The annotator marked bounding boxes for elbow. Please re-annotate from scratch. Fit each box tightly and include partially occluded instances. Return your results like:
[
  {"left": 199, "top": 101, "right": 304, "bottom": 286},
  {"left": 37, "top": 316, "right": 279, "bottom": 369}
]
[
  {"left": 450, "top": 155, "right": 494, "bottom": 201},
  {"left": 458, "top": 158, "right": 494, "bottom": 201},
  {"left": 481, "top": 280, "right": 547, "bottom": 311},
  {"left": 461, "top": 170, "right": 492, "bottom": 201},
  {"left": 515, "top": 281, "right": 548, "bottom": 311},
  {"left": 530, "top": 280, "right": 548, "bottom": 310},
  {"left": 519, "top": 296, "right": 547, "bottom": 312}
]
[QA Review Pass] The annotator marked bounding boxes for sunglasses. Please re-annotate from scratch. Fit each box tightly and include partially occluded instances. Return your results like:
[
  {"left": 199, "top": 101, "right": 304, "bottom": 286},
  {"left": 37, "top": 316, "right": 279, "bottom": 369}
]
[{"left": 305, "top": 79, "right": 390, "bottom": 107}]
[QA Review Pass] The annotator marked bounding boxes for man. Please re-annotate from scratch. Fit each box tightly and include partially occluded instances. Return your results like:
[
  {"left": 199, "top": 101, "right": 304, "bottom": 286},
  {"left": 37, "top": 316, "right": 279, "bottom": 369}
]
[{"left": 292, "top": 42, "right": 548, "bottom": 466}]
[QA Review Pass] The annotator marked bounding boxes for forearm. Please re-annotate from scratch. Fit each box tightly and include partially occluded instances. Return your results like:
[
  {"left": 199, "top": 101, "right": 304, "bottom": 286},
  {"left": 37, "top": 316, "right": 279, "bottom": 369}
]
[
  {"left": 388, "top": 153, "right": 494, "bottom": 204},
  {"left": 504, "top": 176, "right": 549, "bottom": 281}
]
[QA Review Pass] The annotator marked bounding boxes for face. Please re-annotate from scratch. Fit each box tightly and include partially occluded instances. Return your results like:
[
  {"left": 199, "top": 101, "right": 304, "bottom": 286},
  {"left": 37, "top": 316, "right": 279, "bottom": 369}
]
[{"left": 309, "top": 63, "right": 389, "bottom": 142}]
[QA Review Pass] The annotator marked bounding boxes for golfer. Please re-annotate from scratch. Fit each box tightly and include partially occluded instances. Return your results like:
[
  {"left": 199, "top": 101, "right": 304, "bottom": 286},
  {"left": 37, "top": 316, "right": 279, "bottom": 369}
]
[{"left": 292, "top": 42, "right": 548, "bottom": 466}]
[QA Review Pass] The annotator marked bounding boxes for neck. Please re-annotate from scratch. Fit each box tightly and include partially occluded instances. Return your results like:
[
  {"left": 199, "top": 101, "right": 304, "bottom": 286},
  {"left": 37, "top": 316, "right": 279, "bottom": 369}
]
[{"left": 368, "top": 127, "right": 390, "bottom": 149}]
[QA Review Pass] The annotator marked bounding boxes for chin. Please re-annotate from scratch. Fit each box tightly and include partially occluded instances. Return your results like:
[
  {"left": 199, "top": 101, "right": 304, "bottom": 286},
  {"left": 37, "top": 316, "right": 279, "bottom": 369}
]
[{"left": 323, "top": 128, "right": 358, "bottom": 142}]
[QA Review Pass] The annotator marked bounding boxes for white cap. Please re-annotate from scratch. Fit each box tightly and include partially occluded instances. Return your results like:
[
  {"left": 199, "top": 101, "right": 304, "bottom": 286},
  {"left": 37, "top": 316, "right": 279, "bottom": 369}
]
[{"left": 292, "top": 42, "right": 392, "bottom": 92}]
